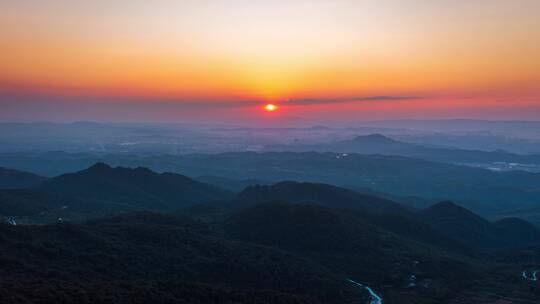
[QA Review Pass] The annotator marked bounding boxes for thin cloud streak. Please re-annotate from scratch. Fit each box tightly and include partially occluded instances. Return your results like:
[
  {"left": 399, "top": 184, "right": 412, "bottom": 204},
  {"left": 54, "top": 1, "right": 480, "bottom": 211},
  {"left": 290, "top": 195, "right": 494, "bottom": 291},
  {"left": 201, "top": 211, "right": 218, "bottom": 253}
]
[
  {"left": 148, "top": 95, "right": 422, "bottom": 108},
  {"left": 1, "top": 86, "right": 421, "bottom": 109},
  {"left": 284, "top": 96, "right": 421, "bottom": 106}
]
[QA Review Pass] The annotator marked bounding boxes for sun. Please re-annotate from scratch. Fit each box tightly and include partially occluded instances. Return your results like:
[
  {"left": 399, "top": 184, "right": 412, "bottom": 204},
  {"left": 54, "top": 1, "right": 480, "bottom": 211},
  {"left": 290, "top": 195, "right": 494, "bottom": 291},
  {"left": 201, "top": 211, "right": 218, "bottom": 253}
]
[{"left": 264, "top": 104, "right": 278, "bottom": 112}]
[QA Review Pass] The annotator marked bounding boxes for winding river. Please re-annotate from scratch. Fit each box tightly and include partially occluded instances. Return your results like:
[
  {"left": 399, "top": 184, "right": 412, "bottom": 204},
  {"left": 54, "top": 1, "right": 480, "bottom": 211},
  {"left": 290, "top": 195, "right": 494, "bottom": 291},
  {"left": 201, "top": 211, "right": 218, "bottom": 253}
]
[{"left": 347, "top": 278, "right": 382, "bottom": 304}]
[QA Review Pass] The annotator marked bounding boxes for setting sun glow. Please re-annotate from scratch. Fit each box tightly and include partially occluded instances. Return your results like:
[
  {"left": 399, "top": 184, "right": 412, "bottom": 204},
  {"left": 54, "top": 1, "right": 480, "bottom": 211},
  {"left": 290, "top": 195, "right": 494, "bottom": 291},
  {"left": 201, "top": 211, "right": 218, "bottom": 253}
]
[
  {"left": 0, "top": 1, "right": 539, "bottom": 121},
  {"left": 264, "top": 104, "right": 278, "bottom": 112}
]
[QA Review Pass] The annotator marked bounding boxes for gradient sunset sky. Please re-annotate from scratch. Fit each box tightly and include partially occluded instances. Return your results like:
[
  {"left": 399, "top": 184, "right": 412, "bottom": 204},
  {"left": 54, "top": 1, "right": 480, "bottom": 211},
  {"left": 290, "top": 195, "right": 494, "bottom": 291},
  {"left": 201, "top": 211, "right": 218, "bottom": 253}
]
[{"left": 1, "top": 0, "right": 539, "bottom": 123}]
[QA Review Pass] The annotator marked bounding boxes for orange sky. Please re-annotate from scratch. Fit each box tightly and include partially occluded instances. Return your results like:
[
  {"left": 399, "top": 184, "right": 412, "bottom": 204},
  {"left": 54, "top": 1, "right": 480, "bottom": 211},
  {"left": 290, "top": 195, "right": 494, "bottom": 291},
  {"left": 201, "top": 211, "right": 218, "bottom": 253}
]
[{"left": 0, "top": 1, "right": 539, "bottom": 121}]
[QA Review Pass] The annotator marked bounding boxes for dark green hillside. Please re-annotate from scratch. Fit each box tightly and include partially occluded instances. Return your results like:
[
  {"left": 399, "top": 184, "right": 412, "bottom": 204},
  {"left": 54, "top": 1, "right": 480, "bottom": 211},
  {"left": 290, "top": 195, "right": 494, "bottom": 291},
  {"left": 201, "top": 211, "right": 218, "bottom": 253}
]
[
  {"left": 420, "top": 201, "right": 499, "bottom": 247},
  {"left": 224, "top": 203, "right": 479, "bottom": 295},
  {"left": 225, "top": 202, "right": 400, "bottom": 254},
  {"left": 367, "top": 213, "right": 473, "bottom": 254},
  {"left": 234, "top": 181, "right": 407, "bottom": 215},
  {"left": 0, "top": 167, "right": 46, "bottom": 189},
  {"left": 494, "top": 217, "right": 540, "bottom": 246},
  {"left": 0, "top": 189, "right": 66, "bottom": 216},
  {"left": 0, "top": 189, "right": 151, "bottom": 224},
  {"left": 420, "top": 201, "right": 540, "bottom": 249},
  {"left": 223, "top": 202, "right": 540, "bottom": 303},
  {"left": 0, "top": 212, "right": 361, "bottom": 304},
  {"left": 38, "top": 163, "right": 233, "bottom": 211},
  {"left": 0, "top": 279, "right": 320, "bottom": 304}
]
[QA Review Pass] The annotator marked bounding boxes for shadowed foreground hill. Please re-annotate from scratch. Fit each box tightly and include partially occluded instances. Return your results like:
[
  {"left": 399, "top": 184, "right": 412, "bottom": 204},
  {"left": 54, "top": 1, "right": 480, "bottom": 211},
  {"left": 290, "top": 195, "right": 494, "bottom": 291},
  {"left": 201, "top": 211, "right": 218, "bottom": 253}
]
[
  {"left": 420, "top": 201, "right": 540, "bottom": 248},
  {"left": 234, "top": 181, "right": 407, "bottom": 215},
  {"left": 0, "top": 188, "right": 155, "bottom": 224},
  {"left": 38, "top": 163, "right": 233, "bottom": 211},
  {"left": 0, "top": 280, "right": 319, "bottom": 304},
  {"left": 494, "top": 217, "right": 540, "bottom": 246},
  {"left": 222, "top": 202, "right": 540, "bottom": 303},
  {"left": 224, "top": 203, "right": 478, "bottom": 292},
  {"left": 0, "top": 212, "right": 363, "bottom": 304},
  {"left": 225, "top": 202, "right": 404, "bottom": 254},
  {"left": 0, "top": 189, "right": 69, "bottom": 217}
]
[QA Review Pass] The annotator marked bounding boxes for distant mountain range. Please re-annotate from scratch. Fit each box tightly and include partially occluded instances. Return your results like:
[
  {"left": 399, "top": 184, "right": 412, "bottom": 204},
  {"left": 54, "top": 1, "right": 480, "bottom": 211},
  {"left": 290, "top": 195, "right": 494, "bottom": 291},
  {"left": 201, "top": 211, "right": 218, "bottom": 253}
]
[
  {"left": 197, "top": 175, "right": 270, "bottom": 192},
  {"left": 3, "top": 151, "right": 540, "bottom": 225},
  {"left": 265, "top": 133, "right": 540, "bottom": 167}
]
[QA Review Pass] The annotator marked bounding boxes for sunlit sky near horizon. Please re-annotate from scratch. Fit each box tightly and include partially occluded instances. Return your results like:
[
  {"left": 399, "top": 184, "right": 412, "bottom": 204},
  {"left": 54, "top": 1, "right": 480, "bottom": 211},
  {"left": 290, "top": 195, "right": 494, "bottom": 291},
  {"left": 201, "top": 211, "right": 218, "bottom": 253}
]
[{"left": 1, "top": 0, "right": 539, "bottom": 123}]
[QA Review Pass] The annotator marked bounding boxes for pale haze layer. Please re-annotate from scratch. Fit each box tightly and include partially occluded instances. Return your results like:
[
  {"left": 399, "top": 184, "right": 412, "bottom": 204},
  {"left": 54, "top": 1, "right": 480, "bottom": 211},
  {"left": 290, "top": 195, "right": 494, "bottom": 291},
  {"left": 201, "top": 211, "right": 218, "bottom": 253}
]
[{"left": 0, "top": 0, "right": 539, "bottom": 123}]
